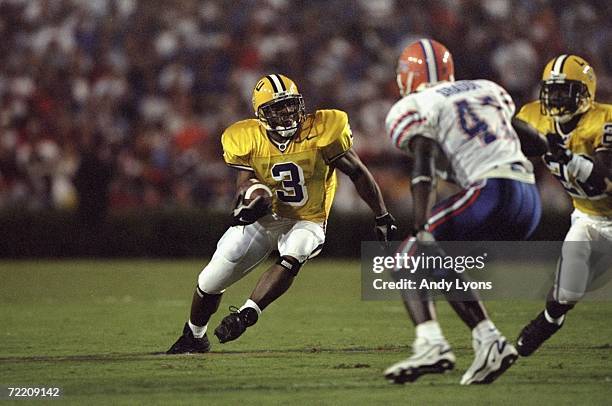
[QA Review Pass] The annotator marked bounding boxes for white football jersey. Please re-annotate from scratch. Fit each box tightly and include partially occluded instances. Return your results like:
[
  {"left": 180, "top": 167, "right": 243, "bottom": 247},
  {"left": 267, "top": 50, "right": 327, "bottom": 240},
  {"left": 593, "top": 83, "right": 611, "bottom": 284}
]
[{"left": 385, "top": 79, "right": 533, "bottom": 188}]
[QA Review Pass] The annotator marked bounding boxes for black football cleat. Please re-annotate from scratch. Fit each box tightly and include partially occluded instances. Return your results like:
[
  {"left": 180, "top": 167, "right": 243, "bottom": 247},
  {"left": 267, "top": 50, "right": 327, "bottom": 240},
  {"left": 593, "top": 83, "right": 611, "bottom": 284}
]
[
  {"left": 214, "top": 306, "right": 258, "bottom": 343},
  {"left": 516, "top": 311, "right": 563, "bottom": 356},
  {"left": 166, "top": 322, "right": 211, "bottom": 354}
]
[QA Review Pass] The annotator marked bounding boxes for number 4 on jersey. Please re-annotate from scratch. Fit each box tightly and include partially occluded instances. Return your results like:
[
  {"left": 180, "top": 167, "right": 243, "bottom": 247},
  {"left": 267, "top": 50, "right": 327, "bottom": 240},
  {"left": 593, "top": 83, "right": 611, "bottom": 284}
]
[{"left": 455, "top": 97, "right": 503, "bottom": 145}]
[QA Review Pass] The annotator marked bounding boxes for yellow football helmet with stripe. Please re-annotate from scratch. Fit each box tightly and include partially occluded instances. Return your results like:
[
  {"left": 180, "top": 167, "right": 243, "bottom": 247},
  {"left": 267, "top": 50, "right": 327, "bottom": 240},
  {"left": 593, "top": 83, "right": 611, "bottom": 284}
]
[
  {"left": 540, "top": 54, "right": 596, "bottom": 123},
  {"left": 252, "top": 74, "right": 305, "bottom": 138}
]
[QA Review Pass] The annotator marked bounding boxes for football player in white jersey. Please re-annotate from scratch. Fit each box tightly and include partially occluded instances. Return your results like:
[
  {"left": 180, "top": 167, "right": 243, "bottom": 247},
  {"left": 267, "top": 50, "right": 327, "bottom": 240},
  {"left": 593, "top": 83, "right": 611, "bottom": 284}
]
[{"left": 383, "top": 39, "right": 542, "bottom": 385}]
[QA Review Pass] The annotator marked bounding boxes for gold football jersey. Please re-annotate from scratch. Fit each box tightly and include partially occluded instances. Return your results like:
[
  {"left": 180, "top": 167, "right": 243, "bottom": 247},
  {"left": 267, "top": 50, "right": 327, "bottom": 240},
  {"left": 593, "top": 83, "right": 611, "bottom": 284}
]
[
  {"left": 516, "top": 101, "right": 612, "bottom": 216},
  {"left": 222, "top": 109, "right": 353, "bottom": 222}
]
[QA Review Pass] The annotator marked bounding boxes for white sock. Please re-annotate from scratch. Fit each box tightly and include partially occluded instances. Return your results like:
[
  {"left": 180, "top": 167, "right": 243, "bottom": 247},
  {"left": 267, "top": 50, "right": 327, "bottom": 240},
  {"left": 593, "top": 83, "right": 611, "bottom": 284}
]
[
  {"left": 472, "top": 319, "right": 500, "bottom": 342},
  {"left": 239, "top": 299, "right": 262, "bottom": 316},
  {"left": 415, "top": 320, "right": 445, "bottom": 342},
  {"left": 188, "top": 320, "right": 207, "bottom": 338},
  {"left": 544, "top": 310, "right": 565, "bottom": 325}
]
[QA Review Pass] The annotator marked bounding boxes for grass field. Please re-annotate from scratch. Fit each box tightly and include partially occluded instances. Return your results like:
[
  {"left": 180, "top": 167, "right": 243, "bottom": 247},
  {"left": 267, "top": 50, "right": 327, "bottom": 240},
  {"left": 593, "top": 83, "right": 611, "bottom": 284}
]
[{"left": 1, "top": 259, "right": 611, "bottom": 405}]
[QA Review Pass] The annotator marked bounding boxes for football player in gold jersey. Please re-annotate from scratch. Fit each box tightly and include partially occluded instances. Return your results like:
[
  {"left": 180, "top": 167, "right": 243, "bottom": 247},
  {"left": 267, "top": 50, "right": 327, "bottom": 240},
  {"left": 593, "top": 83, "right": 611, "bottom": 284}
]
[
  {"left": 167, "top": 74, "right": 396, "bottom": 353},
  {"left": 514, "top": 55, "right": 612, "bottom": 356}
]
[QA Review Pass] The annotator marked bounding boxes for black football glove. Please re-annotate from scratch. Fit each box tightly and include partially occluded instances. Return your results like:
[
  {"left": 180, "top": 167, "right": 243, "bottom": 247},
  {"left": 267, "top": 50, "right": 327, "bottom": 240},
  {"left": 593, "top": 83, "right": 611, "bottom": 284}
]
[
  {"left": 230, "top": 195, "right": 271, "bottom": 226},
  {"left": 545, "top": 133, "right": 573, "bottom": 165},
  {"left": 375, "top": 213, "right": 398, "bottom": 248}
]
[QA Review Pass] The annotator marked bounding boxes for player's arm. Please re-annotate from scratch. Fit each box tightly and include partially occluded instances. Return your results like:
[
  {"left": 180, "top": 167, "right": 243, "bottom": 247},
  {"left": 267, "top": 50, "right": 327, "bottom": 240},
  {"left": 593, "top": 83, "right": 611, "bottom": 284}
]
[
  {"left": 592, "top": 150, "right": 612, "bottom": 192},
  {"left": 410, "top": 135, "right": 438, "bottom": 233},
  {"left": 229, "top": 169, "right": 271, "bottom": 226},
  {"left": 332, "top": 149, "right": 397, "bottom": 245},
  {"left": 511, "top": 116, "right": 548, "bottom": 157},
  {"left": 333, "top": 149, "right": 386, "bottom": 216},
  {"left": 546, "top": 132, "right": 612, "bottom": 193},
  {"left": 595, "top": 150, "right": 612, "bottom": 179},
  {"left": 235, "top": 170, "right": 256, "bottom": 191}
]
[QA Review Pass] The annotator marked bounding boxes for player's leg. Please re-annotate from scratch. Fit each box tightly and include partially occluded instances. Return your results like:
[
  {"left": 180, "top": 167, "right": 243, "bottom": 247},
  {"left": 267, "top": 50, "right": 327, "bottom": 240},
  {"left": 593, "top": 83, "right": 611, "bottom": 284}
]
[
  {"left": 457, "top": 179, "right": 541, "bottom": 383},
  {"left": 386, "top": 183, "right": 495, "bottom": 384},
  {"left": 214, "top": 220, "right": 325, "bottom": 343},
  {"left": 384, "top": 236, "right": 456, "bottom": 384},
  {"left": 427, "top": 179, "right": 540, "bottom": 384},
  {"left": 167, "top": 221, "right": 273, "bottom": 353},
  {"left": 517, "top": 212, "right": 612, "bottom": 356}
]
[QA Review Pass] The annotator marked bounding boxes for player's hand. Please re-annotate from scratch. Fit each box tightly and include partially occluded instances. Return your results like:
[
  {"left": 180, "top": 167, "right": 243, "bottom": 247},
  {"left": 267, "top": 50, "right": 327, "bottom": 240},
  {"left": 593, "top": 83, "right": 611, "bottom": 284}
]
[
  {"left": 545, "top": 133, "right": 573, "bottom": 165},
  {"left": 230, "top": 195, "right": 271, "bottom": 226},
  {"left": 375, "top": 212, "right": 398, "bottom": 248}
]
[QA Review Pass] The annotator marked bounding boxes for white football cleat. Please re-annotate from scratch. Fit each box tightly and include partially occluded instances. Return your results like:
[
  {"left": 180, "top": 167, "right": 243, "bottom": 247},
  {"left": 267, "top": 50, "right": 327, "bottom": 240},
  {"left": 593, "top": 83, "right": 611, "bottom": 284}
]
[
  {"left": 384, "top": 337, "right": 456, "bottom": 384},
  {"left": 460, "top": 335, "right": 518, "bottom": 385}
]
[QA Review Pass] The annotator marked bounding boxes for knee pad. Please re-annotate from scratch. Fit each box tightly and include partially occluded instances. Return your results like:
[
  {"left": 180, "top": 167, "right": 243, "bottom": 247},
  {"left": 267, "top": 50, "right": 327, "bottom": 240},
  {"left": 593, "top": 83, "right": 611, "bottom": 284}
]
[
  {"left": 276, "top": 255, "right": 302, "bottom": 277},
  {"left": 197, "top": 255, "right": 235, "bottom": 294},
  {"left": 554, "top": 287, "right": 584, "bottom": 304}
]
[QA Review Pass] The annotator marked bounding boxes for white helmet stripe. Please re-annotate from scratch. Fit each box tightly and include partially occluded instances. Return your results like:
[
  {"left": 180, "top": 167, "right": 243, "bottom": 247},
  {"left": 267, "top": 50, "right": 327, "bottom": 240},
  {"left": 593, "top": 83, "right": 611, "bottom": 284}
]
[
  {"left": 552, "top": 54, "right": 568, "bottom": 75},
  {"left": 420, "top": 39, "right": 438, "bottom": 83},
  {"left": 268, "top": 74, "right": 286, "bottom": 93}
]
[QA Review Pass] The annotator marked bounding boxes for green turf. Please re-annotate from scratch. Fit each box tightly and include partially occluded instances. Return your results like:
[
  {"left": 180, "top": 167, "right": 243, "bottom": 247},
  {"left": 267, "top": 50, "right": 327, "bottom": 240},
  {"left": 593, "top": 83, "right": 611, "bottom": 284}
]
[{"left": 1, "top": 259, "right": 611, "bottom": 405}]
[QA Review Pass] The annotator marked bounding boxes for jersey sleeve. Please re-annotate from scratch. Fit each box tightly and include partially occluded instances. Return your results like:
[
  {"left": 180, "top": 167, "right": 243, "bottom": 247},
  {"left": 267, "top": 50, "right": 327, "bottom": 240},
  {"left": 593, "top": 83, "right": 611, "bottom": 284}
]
[
  {"left": 221, "top": 125, "right": 254, "bottom": 171},
  {"left": 515, "top": 101, "right": 552, "bottom": 135},
  {"left": 318, "top": 110, "right": 354, "bottom": 163},
  {"left": 385, "top": 97, "right": 437, "bottom": 152},
  {"left": 593, "top": 106, "right": 612, "bottom": 152},
  {"left": 489, "top": 81, "right": 516, "bottom": 119}
]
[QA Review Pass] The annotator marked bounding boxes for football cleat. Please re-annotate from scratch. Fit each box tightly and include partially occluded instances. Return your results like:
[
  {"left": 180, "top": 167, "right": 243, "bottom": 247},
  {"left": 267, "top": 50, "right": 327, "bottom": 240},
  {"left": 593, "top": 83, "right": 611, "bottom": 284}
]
[
  {"left": 460, "top": 335, "right": 518, "bottom": 385},
  {"left": 214, "top": 306, "right": 259, "bottom": 344},
  {"left": 166, "top": 322, "right": 211, "bottom": 354},
  {"left": 384, "top": 337, "right": 456, "bottom": 384},
  {"left": 516, "top": 311, "right": 563, "bottom": 357}
]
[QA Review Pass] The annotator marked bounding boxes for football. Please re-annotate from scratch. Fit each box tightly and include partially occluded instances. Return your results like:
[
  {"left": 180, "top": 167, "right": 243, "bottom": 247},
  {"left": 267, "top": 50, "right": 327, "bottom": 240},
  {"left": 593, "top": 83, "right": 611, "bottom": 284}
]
[{"left": 240, "top": 178, "right": 273, "bottom": 205}]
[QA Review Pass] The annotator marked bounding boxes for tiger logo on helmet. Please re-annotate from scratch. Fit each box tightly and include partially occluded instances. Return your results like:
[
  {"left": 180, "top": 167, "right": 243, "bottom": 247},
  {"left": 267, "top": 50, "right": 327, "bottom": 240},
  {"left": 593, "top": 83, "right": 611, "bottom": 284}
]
[
  {"left": 396, "top": 39, "right": 455, "bottom": 96},
  {"left": 252, "top": 74, "right": 305, "bottom": 138},
  {"left": 539, "top": 55, "right": 596, "bottom": 123}
]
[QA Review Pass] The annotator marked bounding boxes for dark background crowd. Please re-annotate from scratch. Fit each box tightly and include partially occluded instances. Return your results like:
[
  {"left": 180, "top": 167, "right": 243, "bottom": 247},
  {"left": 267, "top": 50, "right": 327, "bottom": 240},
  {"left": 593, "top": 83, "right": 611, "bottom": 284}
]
[{"left": 0, "top": 0, "right": 610, "bottom": 220}]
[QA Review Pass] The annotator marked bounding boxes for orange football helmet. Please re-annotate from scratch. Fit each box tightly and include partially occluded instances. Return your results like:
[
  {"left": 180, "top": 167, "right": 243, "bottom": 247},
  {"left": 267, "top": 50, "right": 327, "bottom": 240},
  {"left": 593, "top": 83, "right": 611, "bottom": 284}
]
[{"left": 396, "top": 39, "right": 455, "bottom": 96}]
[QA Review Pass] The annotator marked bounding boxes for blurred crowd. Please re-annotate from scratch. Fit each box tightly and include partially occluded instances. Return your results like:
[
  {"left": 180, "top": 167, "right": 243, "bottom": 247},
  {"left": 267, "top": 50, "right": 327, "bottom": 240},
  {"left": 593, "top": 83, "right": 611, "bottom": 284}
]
[{"left": 0, "top": 0, "right": 610, "bottom": 217}]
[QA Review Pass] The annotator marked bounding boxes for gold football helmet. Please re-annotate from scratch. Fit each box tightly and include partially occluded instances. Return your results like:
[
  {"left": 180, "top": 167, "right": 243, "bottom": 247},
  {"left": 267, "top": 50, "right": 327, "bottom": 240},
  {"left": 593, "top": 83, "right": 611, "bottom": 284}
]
[
  {"left": 540, "top": 55, "right": 596, "bottom": 123},
  {"left": 252, "top": 74, "right": 305, "bottom": 138}
]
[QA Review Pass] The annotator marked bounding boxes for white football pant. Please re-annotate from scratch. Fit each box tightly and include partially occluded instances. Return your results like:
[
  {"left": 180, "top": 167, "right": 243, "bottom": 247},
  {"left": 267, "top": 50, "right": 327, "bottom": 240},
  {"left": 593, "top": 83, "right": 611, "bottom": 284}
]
[
  {"left": 554, "top": 209, "right": 612, "bottom": 303},
  {"left": 197, "top": 215, "right": 325, "bottom": 294}
]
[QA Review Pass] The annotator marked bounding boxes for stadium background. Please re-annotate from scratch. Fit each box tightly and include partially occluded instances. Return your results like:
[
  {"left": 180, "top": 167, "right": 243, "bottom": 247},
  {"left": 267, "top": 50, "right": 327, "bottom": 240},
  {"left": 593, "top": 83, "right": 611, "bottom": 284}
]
[
  {"left": 1, "top": 2, "right": 612, "bottom": 403},
  {"left": 0, "top": 0, "right": 610, "bottom": 256}
]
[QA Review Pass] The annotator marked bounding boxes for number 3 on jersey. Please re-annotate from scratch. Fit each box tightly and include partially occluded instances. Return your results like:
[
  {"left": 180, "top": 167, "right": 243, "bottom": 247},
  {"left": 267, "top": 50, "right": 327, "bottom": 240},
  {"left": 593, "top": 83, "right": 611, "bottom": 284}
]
[{"left": 271, "top": 162, "right": 308, "bottom": 206}]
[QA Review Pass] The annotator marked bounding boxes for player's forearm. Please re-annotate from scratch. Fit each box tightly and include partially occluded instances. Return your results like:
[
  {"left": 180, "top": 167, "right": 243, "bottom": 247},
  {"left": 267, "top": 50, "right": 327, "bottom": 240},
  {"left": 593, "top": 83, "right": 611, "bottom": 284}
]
[
  {"left": 594, "top": 150, "right": 612, "bottom": 180},
  {"left": 511, "top": 117, "right": 548, "bottom": 157},
  {"left": 583, "top": 151, "right": 612, "bottom": 192},
  {"left": 333, "top": 149, "right": 387, "bottom": 216},
  {"left": 411, "top": 136, "right": 437, "bottom": 230},
  {"left": 235, "top": 170, "right": 256, "bottom": 192},
  {"left": 351, "top": 169, "right": 387, "bottom": 217},
  {"left": 411, "top": 181, "right": 434, "bottom": 230}
]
